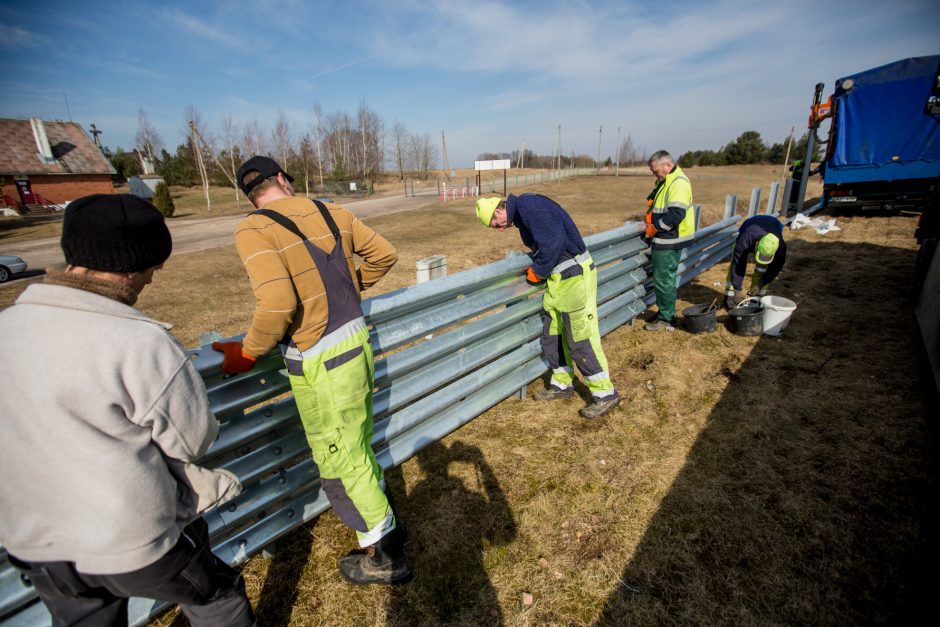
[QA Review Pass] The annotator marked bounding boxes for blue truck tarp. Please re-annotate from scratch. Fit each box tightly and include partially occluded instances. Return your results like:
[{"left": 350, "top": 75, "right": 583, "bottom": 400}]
[{"left": 825, "top": 55, "right": 940, "bottom": 185}]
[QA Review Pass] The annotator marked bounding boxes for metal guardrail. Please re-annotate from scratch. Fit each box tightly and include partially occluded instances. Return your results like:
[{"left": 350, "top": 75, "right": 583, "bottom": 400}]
[
  {"left": 0, "top": 200, "right": 748, "bottom": 626},
  {"left": 409, "top": 166, "right": 648, "bottom": 198}
]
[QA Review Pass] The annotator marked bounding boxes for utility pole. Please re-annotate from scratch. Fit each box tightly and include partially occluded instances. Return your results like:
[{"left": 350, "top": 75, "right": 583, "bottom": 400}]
[
  {"left": 441, "top": 130, "right": 452, "bottom": 179},
  {"left": 596, "top": 125, "right": 602, "bottom": 173},
  {"left": 517, "top": 138, "right": 525, "bottom": 169},
  {"left": 555, "top": 125, "right": 562, "bottom": 172},
  {"left": 615, "top": 126, "right": 621, "bottom": 176}
]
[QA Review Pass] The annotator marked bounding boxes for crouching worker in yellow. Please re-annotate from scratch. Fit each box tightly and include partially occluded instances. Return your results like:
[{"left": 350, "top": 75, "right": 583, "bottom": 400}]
[
  {"left": 476, "top": 194, "right": 620, "bottom": 419},
  {"left": 214, "top": 156, "right": 410, "bottom": 585}
]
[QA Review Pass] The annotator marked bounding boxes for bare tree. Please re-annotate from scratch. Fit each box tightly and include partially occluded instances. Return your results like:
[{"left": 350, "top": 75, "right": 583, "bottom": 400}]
[
  {"left": 357, "top": 100, "right": 384, "bottom": 179},
  {"left": 241, "top": 116, "right": 266, "bottom": 158},
  {"left": 185, "top": 106, "right": 213, "bottom": 212},
  {"left": 312, "top": 102, "right": 324, "bottom": 187},
  {"left": 390, "top": 121, "right": 408, "bottom": 180},
  {"left": 271, "top": 112, "right": 292, "bottom": 169},
  {"left": 324, "top": 111, "right": 352, "bottom": 177},
  {"left": 220, "top": 114, "right": 241, "bottom": 207},
  {"left": 298, "top": 133, "right": 314, "bottom": 197},
  {"left": 409, "top": 132, "right": 437, "bottom": 179},
  {"left": 618, "top": 134, "right": 643, "bottom": 166},
  {"left": 135, "top": 108, "right": 163, "bottom": 169}
]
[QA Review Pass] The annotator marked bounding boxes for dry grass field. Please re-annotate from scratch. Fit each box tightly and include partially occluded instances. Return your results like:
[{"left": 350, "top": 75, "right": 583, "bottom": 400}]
[{"left": 1, "top": 166, "right": 936, "bottom": 625}]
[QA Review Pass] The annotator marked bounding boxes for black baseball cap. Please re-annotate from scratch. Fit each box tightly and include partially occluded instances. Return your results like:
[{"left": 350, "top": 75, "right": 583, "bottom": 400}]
[{"left": 236, "top": 156, "right": 294, "bottom": 195}]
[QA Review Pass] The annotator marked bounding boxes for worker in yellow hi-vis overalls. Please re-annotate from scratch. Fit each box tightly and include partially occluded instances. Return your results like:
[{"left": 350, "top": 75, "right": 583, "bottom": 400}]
[
  {"left": 476, "top": 193, "right": 620, "bottom": 420},
  {"left": 213, "top": 156, "right": 410, "bottom": 586}
]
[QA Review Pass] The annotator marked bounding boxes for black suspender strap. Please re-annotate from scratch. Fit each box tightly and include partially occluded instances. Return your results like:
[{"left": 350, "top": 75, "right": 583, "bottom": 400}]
[
  {"left": 312, "top": 200, "right": 340, "bottom": 240},
  {"left": 252, "top": 209, "right": 307, "bottom": 240},
  {"left": 251, "top": 199, "right": 341, "bottom": 241}
]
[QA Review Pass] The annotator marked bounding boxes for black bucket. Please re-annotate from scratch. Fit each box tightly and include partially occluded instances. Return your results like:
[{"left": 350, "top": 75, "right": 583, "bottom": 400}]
[
  {"left": 728, "top": 301, "right": 764, "bottom": 336},
  {"left": 682, "top": 303, "right": 717, "bottom": 333}
]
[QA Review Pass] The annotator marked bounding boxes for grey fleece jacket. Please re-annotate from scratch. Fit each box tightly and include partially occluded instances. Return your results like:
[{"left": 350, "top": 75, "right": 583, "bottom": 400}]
[{"left": 0, "top": 283, "right": 240, "bottom": 574}]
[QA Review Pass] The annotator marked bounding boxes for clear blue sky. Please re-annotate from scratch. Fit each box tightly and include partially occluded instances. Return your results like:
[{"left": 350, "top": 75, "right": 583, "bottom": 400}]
[{"left": 1, "top": 0, "right": 937, "bottom": 168}]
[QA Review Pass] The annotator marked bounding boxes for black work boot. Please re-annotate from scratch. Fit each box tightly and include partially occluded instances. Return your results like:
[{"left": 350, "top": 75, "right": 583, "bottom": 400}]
[
  {"left": 579, "top": 391, "right": 621, "bottom": 419},
  {"left": 533, "top": 386, "right": 574, "bottom": 401},
  {"left": 339, "top": 525, "right": 413, "bottom": 585}
]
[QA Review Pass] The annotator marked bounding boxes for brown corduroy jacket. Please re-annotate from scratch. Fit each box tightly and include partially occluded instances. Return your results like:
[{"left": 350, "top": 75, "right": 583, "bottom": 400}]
[{"left": 234, "top": 196, "right": 397, "bottom": 357}]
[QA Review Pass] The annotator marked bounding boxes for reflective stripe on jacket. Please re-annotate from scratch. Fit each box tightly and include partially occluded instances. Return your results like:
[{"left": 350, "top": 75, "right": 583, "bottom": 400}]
[{"left": 647, "top": 165, "right": 694, "bottom": 250}]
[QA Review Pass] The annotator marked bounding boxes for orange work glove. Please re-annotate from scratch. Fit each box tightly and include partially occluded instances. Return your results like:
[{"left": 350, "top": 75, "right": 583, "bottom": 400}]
[
  {"left": 645, "top": 222, "right": 657, "bottom": 238},
  {"left": 211, "top": 341, "right": 257, "bottom": 374},
  {"left": 525, "top": 267, "right": 544, "bottom": 286}
]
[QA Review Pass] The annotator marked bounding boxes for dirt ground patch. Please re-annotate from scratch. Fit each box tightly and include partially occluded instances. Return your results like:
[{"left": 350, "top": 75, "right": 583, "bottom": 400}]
[{"left": 3, "top": 168, "right": 933, "bottom": 625}]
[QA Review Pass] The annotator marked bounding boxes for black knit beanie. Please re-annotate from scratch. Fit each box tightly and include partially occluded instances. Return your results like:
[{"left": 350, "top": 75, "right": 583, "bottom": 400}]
[{"left": 61, "top": 194, "right": 172, "bottom": 272}]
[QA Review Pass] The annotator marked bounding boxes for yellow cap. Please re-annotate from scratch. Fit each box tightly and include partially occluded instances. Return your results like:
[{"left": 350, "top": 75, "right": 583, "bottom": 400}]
[
  {"left": 756, "top": 233, "right": 779, "bottom": 264},
  {"left": 476, "top": 197, "right": 501, "bottom": 227}
]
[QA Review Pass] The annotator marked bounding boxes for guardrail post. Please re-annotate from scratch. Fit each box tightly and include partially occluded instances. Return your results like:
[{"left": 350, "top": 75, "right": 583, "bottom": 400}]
[
  {"left": 693, "top": 203, "right": 702, "bottom": 231},
  {"left": 747, "top": 188, "right": 761, "bottom": 217},
  {"left": 724, "top": 194, "right": 737, "bottom": 219},
  {"left": 766, "top": 181, "right": 780, "bottom": 215},
  {"left": 417, "top": 256, "right": 448, "bottom": 340},
  {"left": 782, "top": 178, "right": 794, "bottom": 215},
  {"left": 417, "top": 255, "right": 447, "bottom": 284}
]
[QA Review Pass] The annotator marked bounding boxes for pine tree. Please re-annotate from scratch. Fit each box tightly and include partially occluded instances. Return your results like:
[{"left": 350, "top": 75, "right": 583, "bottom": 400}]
[{"left": 152, "top": 182, "right": 175, "bottom": 218}]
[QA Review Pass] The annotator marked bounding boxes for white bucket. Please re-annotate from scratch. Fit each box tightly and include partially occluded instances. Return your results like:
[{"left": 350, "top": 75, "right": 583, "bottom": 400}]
[{"left": 760, "top": 295, "right": 797, "bottom": 336}]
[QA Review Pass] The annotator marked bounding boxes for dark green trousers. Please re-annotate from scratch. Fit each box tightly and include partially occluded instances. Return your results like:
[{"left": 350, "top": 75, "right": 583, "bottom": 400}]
[{"left": 651, "top": 248, "right": 681, "bottom": 322}]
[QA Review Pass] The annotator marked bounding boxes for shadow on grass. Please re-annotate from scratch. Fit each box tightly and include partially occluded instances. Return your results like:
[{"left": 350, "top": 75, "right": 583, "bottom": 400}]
[
  {"left": 386, "top": 440, "right": 517, "bottom": 625},
  {"left": 252, "top": 520, "right": 317, "bottom": 627},
  {"left": 595, "top": 237, "right": 939, "bottom": 624}
]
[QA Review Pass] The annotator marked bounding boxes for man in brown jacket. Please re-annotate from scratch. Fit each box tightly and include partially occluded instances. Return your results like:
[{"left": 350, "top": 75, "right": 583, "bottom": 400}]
[{"left": 212, "top": 156, "right": 410, "bottom": 585}]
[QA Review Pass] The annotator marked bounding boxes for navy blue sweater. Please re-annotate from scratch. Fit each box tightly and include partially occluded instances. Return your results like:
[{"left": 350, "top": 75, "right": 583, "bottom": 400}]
[
  {"left": 506, "top": 193, "right": 587, "bottom": 278},
  {"left": 730, "top": 215, "right": 787, "bottom": 290}
]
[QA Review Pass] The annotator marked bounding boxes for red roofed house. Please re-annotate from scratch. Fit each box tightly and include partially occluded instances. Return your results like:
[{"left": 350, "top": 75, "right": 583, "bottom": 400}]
[{"left": 0, "top": 117, "right": 115, "bottom": 213}]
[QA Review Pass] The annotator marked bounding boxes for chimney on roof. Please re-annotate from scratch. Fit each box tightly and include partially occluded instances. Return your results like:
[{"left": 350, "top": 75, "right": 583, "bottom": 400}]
[{"left": 29, "top": 118, "right": 55, "bottom": 164}]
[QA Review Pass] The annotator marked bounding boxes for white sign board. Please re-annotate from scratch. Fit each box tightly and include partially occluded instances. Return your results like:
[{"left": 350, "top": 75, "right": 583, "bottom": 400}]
[
  {"left": 349, "top": 182, "right": 357, "bottom": 191},
  {"left": 474, "top": 159, "right": 511, "bottom": 171}
]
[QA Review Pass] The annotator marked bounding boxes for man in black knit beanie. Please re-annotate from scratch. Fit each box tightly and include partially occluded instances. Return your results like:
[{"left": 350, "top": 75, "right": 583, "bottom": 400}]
[{"left": 0, "top": 194, "right": 256, "bottom": 626}]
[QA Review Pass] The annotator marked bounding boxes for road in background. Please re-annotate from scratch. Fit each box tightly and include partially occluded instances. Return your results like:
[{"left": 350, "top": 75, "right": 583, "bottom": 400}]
[{"left": 2, "top": 191, "right": 439, "bottom": 277}]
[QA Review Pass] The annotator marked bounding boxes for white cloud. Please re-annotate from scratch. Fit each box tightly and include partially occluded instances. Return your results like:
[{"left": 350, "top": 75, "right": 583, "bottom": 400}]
[{"left": 160, "top": 8, "right": 244, "bottom": 49}]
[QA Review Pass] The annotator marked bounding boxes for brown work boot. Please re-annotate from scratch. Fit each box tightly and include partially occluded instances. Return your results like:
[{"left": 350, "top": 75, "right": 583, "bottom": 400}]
[
  {"left": 339, "top": 526, "right": 412, "bottom": 585},
  {"left": 579, "top": 392, "right": 621, "bottom": 419},
  {"left": 533, "top": 386, "right": 574, "bottom": 401}
]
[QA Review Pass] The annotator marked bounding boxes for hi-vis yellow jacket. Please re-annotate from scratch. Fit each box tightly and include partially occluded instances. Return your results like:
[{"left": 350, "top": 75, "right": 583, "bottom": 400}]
[{"left": 647, "top": 165, "right": 695, "bottom": 250}]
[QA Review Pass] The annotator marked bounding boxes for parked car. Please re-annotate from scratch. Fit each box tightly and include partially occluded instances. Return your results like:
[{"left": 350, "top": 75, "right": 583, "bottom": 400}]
[
  {"left": 314, "top": 196, "right": 334, "bottom": 203},
  {"left": 0, "top": 255, "right": 27, "bottom": 283}
]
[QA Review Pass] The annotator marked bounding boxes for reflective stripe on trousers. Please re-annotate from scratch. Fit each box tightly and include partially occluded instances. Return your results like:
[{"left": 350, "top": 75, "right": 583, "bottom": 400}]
[
  {"left": 270, "top": 206, "right": 394, "bottom": 547},
  {"left": 540, "top": 256, "right": 615, "bottom": 398},
  {"left": 288, "top": 326, "right": 395, "bottom": 547}
]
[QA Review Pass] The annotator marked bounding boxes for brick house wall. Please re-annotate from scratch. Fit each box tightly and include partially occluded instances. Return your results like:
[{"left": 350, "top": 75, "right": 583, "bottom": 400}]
[{"left": 1, "top": 174, "right": 114, "bottom": 206}]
